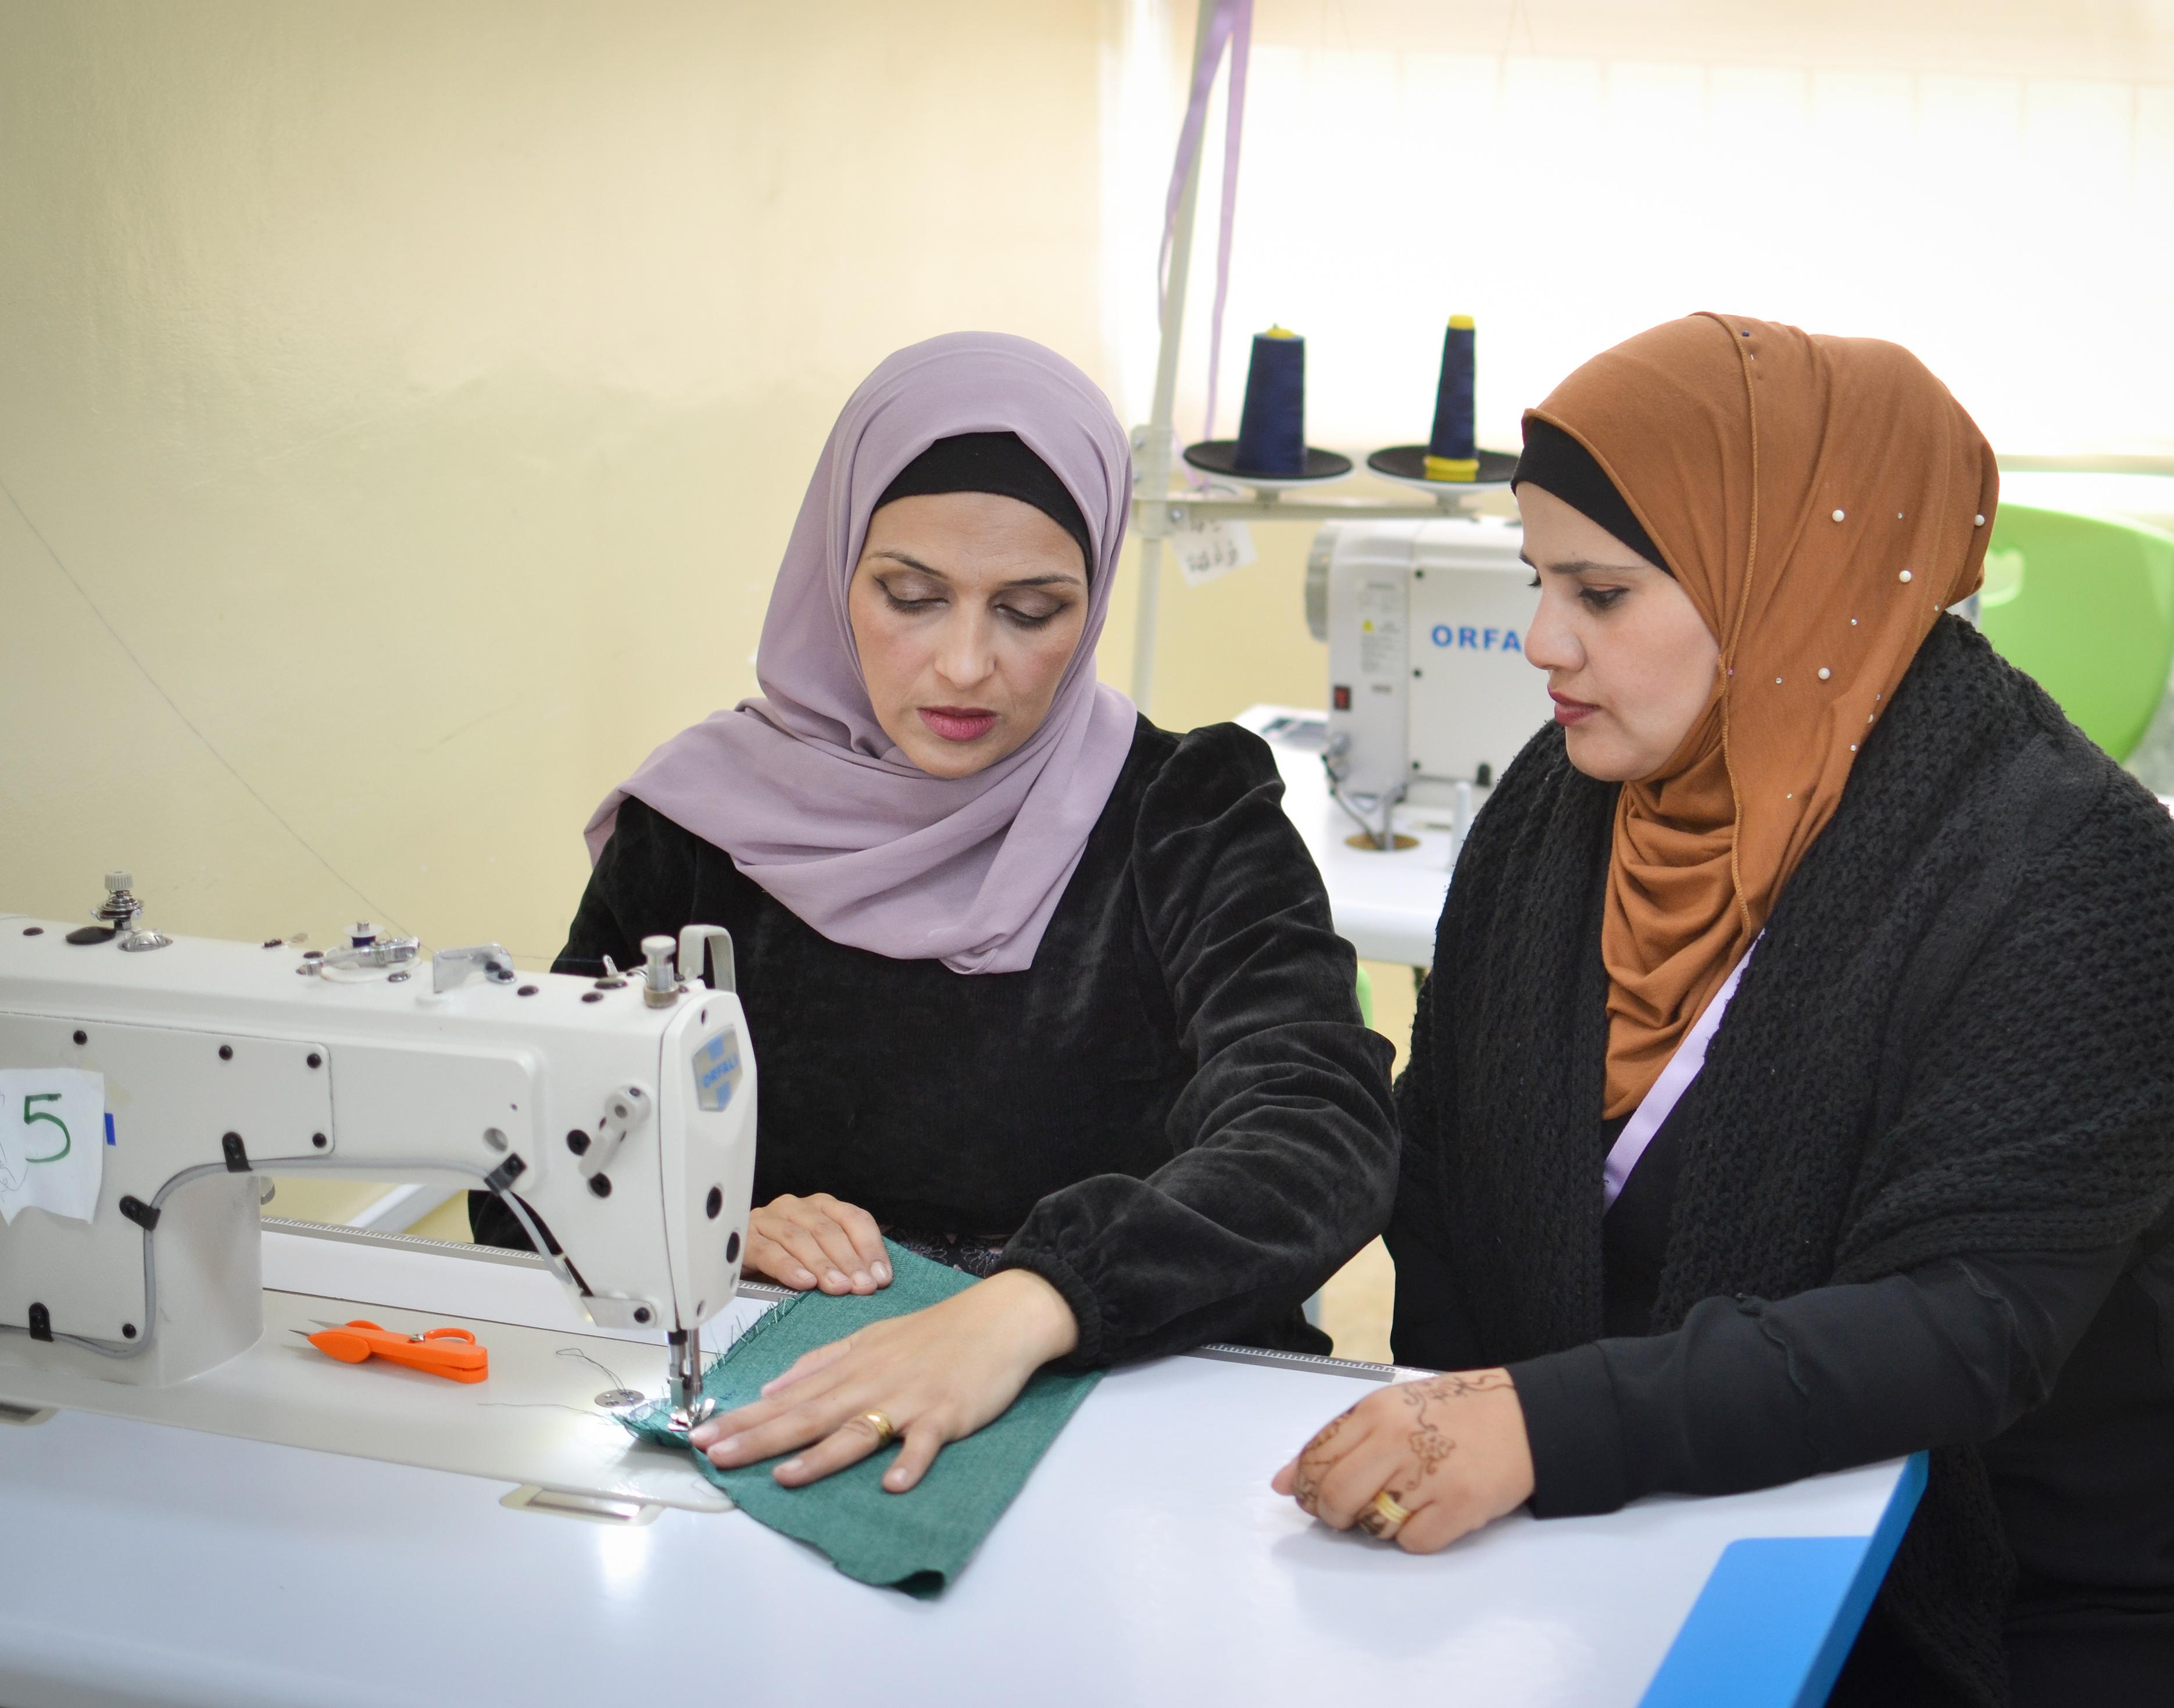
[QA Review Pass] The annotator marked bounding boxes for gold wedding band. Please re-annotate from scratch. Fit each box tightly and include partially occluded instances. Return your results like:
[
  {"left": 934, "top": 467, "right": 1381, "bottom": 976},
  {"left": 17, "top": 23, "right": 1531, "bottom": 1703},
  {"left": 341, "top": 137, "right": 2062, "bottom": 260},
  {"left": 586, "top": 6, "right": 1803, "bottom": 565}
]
[
  {"left": 1358, "top": 1489, "right": 1411, "bottom": 1539},
  {"left": 857, "top": 1409, "right": 898, "bottom": 1446}
]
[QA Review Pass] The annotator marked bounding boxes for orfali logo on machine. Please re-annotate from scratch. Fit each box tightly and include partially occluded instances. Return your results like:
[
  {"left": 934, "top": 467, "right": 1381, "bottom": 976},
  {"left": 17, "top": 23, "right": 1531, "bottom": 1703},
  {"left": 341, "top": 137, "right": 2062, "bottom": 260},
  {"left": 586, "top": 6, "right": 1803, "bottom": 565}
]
[{"left": 1429, "top": 623, "right": 1523, "bottom": 653}]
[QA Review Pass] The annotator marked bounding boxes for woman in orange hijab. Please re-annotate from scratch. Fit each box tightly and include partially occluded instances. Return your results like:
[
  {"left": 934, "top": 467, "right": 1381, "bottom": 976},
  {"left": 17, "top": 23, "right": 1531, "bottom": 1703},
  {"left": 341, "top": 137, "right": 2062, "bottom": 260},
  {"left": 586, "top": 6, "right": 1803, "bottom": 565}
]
[{"left": 1274, "top": 316, "right": 2174, "bottom": 1706}]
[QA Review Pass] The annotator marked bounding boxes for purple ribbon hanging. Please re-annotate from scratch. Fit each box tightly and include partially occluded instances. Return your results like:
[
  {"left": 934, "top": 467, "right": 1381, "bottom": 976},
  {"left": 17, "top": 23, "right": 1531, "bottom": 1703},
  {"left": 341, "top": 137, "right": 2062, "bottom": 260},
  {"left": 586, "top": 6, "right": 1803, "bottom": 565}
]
[{"left": 1156, "top": 0, "right": 1254, "bottom": 447}]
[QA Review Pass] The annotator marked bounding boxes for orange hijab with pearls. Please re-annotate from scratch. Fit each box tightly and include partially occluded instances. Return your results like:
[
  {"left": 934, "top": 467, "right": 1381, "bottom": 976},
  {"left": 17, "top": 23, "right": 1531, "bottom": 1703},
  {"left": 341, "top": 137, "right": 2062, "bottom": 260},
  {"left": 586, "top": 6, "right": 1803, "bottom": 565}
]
[{"left": 1528, "top": 314, "right": 2001, "bottom": 1119}]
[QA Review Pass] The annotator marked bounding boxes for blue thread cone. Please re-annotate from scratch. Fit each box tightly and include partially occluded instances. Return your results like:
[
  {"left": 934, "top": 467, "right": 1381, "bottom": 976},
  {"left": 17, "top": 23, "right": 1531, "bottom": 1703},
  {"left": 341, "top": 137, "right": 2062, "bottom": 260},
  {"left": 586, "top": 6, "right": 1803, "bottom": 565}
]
[
  {"left": 1233, "top": 327, "right": 1306, "bottom": 476},
  {"left": 1426, "top": 316, "right": 1476, "bottom": 477}
]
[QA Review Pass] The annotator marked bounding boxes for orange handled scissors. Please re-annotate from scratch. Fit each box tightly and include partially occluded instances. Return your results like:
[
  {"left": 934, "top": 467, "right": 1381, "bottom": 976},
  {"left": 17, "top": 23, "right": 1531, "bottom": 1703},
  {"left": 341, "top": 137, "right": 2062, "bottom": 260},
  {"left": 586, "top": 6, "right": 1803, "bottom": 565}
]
[{"left": 294, "top": 1318, "right": 489, "bottom": 1384}]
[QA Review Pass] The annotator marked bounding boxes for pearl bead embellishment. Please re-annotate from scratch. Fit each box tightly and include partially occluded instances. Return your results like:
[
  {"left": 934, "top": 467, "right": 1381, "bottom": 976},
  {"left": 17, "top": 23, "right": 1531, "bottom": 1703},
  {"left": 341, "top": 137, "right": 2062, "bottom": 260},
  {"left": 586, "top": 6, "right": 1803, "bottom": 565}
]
[
  {"left": 1818, "top": 667, "right": 1831, "bottom": 680},
  {"left": 1833, "top": 509, "right": 1846, "bottom": 522},
  {"left": 1900, "top": 570, "right": 1913, "bottom": 583},
  {"left": 1975, "top": 514, "right": 1986, "bottom": 527}
]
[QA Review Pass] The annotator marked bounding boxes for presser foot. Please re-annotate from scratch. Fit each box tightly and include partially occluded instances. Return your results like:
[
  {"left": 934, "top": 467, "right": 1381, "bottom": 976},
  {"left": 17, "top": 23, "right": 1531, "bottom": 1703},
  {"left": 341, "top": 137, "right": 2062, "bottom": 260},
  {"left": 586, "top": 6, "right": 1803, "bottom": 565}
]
[
  {"left": 669, "top": 1397, "right": 717, "bottom": 1433},
  {"left": 664, "top": 1328, "right": 709, "bottom": 1433}
]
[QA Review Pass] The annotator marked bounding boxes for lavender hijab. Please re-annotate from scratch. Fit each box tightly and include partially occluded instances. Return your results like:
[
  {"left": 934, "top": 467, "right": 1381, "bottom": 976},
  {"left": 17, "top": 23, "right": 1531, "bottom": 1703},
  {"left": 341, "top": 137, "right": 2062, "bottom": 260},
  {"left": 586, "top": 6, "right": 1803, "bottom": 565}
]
[{"left": 584, "top": 333, "right": 1138, "bottom": 975}]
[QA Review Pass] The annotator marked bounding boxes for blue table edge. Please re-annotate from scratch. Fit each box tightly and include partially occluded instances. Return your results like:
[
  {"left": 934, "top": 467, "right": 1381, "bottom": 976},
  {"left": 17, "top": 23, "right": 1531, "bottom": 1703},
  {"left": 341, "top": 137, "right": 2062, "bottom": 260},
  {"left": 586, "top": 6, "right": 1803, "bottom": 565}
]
[{"left": 1636, "top": 1452, "right": 1929, "bottom": 1708}]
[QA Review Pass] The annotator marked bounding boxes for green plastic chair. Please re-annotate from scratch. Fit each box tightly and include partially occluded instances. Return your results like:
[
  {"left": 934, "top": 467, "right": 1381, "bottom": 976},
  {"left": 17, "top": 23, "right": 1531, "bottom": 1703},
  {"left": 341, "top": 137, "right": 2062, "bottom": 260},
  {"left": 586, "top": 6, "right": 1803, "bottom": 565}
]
[{"left": 1977, "top": 502, "right": 2174, "bottom": 761}]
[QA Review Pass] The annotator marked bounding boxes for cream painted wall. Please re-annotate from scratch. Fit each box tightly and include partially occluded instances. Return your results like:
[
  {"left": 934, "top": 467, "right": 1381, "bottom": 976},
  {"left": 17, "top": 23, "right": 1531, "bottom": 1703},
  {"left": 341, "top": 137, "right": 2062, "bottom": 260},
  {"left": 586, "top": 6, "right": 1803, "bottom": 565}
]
[{"left": 0, "top": 0, "right": 1144, "bottom": 964}]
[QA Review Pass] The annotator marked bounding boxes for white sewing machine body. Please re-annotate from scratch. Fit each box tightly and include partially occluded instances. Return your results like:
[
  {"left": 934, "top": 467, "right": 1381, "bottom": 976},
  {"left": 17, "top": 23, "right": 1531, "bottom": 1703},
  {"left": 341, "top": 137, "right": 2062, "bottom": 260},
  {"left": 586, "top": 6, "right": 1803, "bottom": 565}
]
[
  {"left": 0, "top": 907, "right": 756, "bottom": 1402},
  {"left": 1307, "top": 515, "right": 1554, "bottom": 821}
]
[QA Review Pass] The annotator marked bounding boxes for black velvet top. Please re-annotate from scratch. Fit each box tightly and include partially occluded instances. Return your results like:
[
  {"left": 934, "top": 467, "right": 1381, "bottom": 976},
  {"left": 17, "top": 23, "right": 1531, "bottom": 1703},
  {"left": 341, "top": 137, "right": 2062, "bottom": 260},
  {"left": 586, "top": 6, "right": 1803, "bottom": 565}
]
[{"left": 489, "top": 717, "right": 1397, "bottom": 1368}]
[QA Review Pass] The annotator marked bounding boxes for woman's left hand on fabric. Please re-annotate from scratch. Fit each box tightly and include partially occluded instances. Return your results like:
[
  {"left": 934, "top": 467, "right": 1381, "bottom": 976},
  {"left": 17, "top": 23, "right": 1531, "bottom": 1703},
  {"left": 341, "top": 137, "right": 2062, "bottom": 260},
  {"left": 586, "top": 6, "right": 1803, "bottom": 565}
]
[
  {"left": 687, "top": 1269, "right": 1079, "bottom": 1491},
  {"left": 1271, "top": 1370, "right": 1535, "bottom": 1552}
]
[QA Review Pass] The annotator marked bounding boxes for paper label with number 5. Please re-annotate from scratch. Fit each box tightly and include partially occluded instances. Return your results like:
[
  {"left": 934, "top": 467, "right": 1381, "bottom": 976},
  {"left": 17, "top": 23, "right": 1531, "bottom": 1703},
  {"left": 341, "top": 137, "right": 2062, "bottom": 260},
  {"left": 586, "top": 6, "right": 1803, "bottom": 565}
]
[{"left": 0, "top": 1068, "right": 105, "bottom": 1225}]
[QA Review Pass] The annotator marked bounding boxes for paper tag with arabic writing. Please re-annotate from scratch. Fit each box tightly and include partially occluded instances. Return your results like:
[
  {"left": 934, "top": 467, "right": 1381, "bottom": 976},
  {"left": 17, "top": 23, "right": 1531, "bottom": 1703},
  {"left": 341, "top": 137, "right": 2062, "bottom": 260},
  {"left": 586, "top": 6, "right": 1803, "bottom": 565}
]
[{"left": 1172, "top": 517, "right": 1258, "bottom": 588}]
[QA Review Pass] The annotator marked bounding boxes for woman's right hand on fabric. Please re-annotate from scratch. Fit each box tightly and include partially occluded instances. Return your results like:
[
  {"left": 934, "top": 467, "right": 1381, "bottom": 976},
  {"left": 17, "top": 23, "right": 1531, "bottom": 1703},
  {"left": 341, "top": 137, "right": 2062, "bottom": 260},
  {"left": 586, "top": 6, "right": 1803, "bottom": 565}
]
[{"left": 744, "top": 1193, "right": 892, "bottom": 1294}]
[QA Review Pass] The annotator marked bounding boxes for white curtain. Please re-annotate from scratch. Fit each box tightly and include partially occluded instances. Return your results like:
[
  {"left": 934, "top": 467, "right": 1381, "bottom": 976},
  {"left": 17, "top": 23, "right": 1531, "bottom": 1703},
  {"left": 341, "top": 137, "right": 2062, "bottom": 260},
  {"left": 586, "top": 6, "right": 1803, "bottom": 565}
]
[{"left": 1115, "top": 2, "right": 2174, "bottom": 461}]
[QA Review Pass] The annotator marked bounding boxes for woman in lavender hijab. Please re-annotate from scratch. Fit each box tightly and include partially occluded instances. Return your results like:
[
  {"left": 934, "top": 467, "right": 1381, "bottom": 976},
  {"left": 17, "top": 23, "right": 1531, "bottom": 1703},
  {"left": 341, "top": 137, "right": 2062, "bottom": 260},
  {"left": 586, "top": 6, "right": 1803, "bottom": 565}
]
[{"left": 471, "top": 333, "right": 1396, "bottom": 1492}]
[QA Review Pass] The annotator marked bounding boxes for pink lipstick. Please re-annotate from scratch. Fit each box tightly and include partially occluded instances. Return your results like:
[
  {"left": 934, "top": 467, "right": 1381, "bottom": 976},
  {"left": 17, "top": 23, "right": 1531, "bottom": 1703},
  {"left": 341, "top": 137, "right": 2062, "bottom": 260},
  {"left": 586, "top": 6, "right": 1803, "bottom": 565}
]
[
  {"left": 1549, "top": 690, "right": 1600, "bottom": 727},
  {"left": 919, "top": 706, "right": 999, "bottom": 743}
]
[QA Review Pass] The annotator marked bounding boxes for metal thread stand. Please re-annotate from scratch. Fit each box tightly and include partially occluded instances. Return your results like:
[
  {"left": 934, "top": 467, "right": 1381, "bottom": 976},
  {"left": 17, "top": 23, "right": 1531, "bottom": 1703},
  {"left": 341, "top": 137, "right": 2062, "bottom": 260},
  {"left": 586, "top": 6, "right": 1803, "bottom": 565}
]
[{"left": 1125, "top": 0, "right": 1500, "bottom": 715}]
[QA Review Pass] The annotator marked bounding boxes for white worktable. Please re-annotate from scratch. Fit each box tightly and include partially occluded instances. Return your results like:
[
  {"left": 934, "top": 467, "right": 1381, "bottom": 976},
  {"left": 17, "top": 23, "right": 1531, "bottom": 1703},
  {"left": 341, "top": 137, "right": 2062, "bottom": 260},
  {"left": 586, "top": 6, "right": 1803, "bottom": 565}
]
[
  {"left": 1239, "top": 704, "right": 1454, "bottom": 966},
  {"left": 0, "top": 1223, "right": 1918, "bottom": 1708}
]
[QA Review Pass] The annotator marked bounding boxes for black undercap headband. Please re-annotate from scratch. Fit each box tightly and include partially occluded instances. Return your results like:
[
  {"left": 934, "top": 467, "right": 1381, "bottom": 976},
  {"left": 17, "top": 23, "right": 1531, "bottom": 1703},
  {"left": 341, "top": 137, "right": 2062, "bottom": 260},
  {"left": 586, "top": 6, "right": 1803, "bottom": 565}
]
[
  {"left": 875, "top": 431, "right": 1095, "bottom": 577},
  {"left": 1511, "top": 416, "right": 1672, "bottom": 575}
]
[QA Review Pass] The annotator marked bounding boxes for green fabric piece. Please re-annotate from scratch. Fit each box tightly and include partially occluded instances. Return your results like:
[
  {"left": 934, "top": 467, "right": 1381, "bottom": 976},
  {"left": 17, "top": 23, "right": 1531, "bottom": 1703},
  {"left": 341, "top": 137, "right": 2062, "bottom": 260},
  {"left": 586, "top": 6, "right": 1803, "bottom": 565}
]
[{"left": 620, "top": 1239, "right": 1100, "bottom": 1595}]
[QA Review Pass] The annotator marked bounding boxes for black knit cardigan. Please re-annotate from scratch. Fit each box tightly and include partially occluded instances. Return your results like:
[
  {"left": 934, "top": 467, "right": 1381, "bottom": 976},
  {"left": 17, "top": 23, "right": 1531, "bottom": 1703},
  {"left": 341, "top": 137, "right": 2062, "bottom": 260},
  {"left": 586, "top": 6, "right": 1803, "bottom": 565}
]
[{"left": 1388, "top": 617, "right": 2174, "bottom": 1706}]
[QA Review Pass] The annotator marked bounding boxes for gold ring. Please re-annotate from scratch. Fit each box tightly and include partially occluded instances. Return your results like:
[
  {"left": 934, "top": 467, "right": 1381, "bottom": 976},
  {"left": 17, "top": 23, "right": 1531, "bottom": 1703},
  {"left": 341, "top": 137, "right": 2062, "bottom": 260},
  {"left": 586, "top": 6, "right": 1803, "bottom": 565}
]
[
  {"left": 1357, "top": 1489, "right": 1411, "bottom": 1539},
  {"left": 857, "top": 1409, "right": 897, "bottom": 1446}
]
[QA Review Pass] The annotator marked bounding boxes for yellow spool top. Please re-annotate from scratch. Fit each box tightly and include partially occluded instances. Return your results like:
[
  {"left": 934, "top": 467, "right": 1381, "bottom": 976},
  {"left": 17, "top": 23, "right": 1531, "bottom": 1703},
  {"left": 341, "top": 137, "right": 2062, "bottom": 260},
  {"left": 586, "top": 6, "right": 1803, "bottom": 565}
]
[
  {"left": 1448, "top": 313, "right": 1475, "bottom": 330},
  {"left": 1262, "top": 324, "right": 1299, "bottom": 339}
]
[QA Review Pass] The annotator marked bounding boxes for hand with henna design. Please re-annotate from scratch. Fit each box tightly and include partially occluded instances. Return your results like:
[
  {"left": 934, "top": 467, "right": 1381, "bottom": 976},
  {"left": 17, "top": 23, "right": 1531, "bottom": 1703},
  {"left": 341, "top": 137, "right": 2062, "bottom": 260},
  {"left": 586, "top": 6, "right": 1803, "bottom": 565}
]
[
  {"left": 1288, "top": 1406, "right": 1353, "bottom": 1508},
  {"left": 1271, "top": 1368, "right": 1534, "bottom": 1553}
]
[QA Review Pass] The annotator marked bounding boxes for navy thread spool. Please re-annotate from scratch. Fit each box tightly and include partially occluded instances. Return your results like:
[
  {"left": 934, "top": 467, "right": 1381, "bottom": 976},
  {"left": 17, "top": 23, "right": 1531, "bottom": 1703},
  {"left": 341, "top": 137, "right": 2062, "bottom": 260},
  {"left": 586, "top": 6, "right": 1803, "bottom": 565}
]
[
  {"left": 1425, "top": 314, "right": 1478, "bottom": 482},
  {"left": 1233, "top": 326, "right": 1307, "bottom": 476}
]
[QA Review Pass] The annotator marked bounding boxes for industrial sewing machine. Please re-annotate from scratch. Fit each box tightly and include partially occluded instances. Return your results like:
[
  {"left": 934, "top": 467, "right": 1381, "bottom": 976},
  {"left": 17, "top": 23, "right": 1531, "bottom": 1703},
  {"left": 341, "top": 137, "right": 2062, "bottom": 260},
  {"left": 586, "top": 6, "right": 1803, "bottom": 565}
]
[
  {"left": 0, "top": 873, "right": 756, "bottom": 1427},
  {"left": 1304, "top": 515, "right": 1554, "bottom": 848}
]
